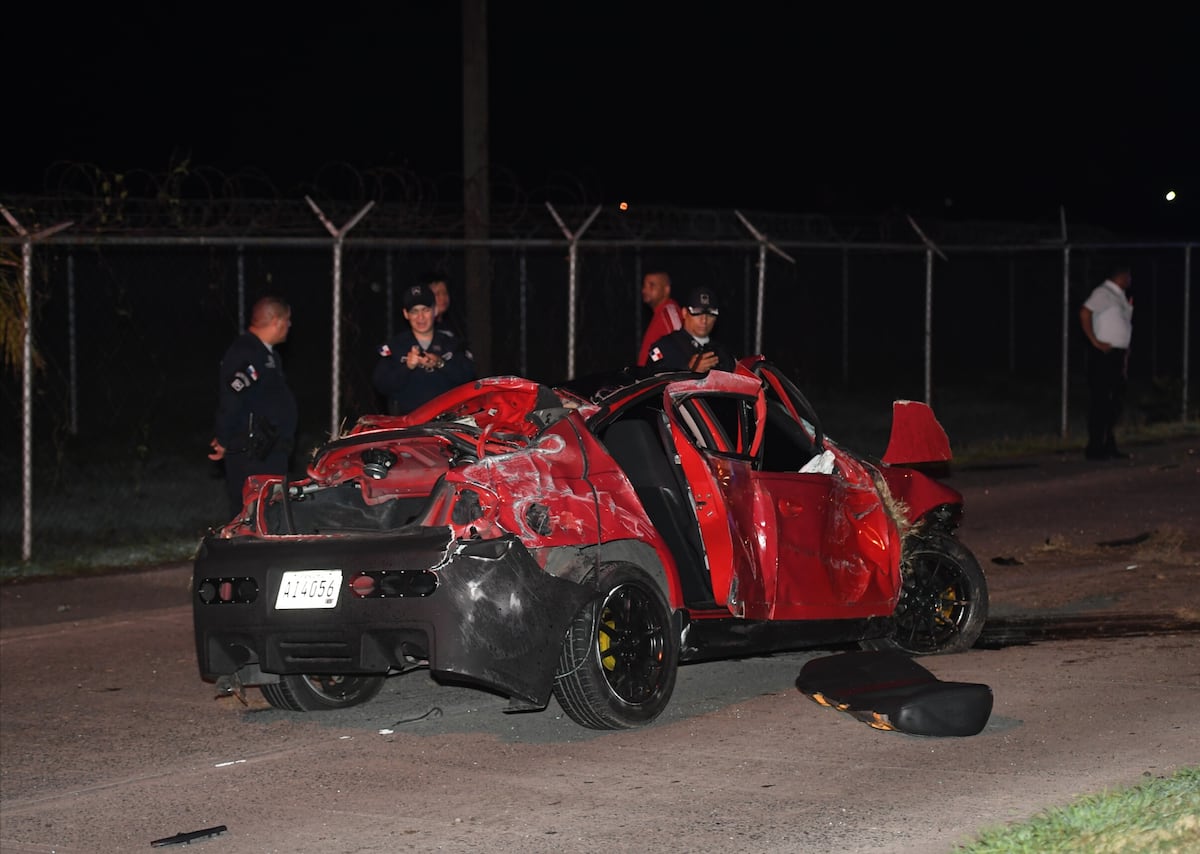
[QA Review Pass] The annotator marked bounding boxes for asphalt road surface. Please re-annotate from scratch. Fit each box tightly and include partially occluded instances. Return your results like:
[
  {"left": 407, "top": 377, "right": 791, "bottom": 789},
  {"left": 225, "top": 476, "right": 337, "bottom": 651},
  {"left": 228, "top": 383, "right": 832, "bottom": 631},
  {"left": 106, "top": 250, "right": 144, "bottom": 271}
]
[{"left": 1, "top": 436, "right": 1197, "bottom": 854}]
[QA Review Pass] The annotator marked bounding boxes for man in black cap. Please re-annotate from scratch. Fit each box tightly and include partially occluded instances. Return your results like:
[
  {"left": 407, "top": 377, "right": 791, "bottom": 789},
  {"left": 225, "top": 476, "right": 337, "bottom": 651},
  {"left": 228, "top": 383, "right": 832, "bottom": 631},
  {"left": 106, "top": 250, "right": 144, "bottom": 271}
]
[
  {"left": 645, "top": 286, "right": 736, "bottom": 374},
  {"left": 373, "top": 281, "right": 476, "bottom": 415}
]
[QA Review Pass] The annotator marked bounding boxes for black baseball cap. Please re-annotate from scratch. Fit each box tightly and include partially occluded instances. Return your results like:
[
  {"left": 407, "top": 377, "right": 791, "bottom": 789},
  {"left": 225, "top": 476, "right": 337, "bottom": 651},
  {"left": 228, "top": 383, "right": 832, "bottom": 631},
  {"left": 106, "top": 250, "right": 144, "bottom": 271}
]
[
  {"left": 684, "top": 286, "right": 719, "bottom": 316},
  {"left": 403, "top": 283, "right": 436, "bottom": 310}
]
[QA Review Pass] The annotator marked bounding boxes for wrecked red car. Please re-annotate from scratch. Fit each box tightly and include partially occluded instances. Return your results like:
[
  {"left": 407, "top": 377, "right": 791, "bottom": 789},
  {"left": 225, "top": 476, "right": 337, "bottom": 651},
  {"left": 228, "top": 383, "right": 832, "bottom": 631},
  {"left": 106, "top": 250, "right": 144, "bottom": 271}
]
[{"left": 192, "top": 356, "right": 988, "bottom": 729}]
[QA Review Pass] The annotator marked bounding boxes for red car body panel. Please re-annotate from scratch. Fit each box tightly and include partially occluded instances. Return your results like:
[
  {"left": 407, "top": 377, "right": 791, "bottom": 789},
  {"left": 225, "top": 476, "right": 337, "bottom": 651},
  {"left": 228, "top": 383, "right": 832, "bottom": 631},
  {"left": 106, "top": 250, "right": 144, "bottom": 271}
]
[{"left": 882, "top": 399, "right": 953, "bottom": 464}]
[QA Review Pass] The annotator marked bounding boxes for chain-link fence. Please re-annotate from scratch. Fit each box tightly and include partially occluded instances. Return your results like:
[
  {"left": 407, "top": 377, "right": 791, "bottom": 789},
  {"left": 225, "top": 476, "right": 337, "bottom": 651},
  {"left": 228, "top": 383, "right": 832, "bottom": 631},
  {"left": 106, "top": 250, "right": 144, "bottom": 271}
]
[
  {"left": 4, "top": 215, "right": 1193, "bottom": 444},
  {"left": 2, "top": 194, "right": 1195, "bottom": 562}
]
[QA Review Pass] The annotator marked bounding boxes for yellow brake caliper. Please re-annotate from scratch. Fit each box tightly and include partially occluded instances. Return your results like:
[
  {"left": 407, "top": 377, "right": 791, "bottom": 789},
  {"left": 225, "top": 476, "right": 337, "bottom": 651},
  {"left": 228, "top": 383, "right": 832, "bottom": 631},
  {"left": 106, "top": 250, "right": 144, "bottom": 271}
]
[{"left": 598, "top": 609, "right": 617, "bottom": 671}]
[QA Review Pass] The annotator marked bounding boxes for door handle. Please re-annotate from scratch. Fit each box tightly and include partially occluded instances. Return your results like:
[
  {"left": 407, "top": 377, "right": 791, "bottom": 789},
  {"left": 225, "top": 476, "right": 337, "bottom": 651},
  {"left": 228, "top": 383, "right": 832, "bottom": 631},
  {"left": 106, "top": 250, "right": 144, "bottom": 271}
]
[{"left": 779, "top": 499, "right": 804, "bottom": 517}]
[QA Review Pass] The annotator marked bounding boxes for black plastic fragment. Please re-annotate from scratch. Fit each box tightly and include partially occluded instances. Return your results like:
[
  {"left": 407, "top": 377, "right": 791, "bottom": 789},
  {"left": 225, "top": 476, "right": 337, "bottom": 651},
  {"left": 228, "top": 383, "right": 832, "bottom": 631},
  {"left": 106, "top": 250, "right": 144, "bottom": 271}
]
[{"left": 151, "top": 824, "right": 228, "bottom": 847}]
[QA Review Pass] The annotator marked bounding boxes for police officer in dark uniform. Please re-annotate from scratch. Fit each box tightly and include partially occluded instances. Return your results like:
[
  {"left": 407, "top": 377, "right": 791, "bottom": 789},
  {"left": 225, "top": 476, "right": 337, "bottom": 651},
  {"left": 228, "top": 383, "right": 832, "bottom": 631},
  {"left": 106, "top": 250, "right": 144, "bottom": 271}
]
[
  {"left": 646, "top": 286, "right": 736, "bottom": 374},
  {"left": 208, "top": 295, "right": 298, "bottom": 517},
  {"left": 373, "top": 282, "right": 476, "bottom": 416}
]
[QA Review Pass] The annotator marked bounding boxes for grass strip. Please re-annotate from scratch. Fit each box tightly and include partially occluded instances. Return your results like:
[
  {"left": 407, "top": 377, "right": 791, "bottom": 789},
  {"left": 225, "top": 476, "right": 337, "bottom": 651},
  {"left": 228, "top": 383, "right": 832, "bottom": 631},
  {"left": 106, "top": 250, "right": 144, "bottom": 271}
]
[{"left": 956, "top": 766, "right": 1200, "bottom": 853}]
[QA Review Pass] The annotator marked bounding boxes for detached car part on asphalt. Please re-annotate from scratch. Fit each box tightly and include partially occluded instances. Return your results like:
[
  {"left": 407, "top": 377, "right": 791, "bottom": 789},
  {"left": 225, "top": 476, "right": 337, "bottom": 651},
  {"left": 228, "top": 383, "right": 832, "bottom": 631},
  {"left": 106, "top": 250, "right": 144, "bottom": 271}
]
[{"left": 192, "top": 357, "right": 988, "bottom": 729}]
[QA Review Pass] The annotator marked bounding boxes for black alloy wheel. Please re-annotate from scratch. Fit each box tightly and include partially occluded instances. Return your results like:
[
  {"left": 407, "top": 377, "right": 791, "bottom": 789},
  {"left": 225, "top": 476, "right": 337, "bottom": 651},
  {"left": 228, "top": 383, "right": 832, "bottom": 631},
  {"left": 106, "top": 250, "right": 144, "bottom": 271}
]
[{"left": 553, "top": 562, "right": 679, "bottom": 729}]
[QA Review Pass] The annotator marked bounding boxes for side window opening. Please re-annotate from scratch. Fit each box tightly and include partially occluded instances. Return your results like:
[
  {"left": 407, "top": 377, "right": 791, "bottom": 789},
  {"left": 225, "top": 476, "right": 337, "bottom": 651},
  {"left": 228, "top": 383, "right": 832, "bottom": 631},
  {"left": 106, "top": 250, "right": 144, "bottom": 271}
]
[
  {"left": 679, "top": 394, "right": 756, "bottom": 459},
  {"left": 759, "top": 399, "right": 820, "bottom": 473}
]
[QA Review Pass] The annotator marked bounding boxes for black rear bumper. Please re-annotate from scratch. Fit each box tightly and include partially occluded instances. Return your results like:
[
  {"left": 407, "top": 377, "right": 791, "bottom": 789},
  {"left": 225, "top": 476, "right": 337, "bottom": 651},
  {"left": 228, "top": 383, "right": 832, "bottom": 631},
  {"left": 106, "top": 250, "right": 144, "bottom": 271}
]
[{"left": 192, "top": 529, "right": 597, "bottom": 710}]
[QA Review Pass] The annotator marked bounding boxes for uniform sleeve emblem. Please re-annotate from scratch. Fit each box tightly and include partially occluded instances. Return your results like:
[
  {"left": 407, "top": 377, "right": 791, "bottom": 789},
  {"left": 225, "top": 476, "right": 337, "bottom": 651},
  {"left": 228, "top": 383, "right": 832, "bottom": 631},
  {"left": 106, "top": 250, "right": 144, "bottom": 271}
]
[
  {"left": 649, "top": 347, "right": 664, "bottom": 363},
  {"left": 378, "top": 344, "right": 392, "bottom": 357},
  {"left": 229, "top": 362, "right": 258, "bottom": 392}
]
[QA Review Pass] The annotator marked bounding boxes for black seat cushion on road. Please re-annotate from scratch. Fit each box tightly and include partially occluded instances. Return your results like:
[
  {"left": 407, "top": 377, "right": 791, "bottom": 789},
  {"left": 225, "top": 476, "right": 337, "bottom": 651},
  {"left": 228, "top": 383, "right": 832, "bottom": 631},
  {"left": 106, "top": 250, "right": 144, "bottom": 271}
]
[{"left": 796, "top": 650, "right": 993, "bottom": 737}]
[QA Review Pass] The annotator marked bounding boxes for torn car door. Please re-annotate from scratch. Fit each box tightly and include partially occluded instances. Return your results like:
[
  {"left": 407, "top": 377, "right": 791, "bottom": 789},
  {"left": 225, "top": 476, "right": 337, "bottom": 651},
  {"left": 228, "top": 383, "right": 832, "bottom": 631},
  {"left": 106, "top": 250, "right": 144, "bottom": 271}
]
[{"left": 663, "top": 372, "right": 901, "bottom": 622}]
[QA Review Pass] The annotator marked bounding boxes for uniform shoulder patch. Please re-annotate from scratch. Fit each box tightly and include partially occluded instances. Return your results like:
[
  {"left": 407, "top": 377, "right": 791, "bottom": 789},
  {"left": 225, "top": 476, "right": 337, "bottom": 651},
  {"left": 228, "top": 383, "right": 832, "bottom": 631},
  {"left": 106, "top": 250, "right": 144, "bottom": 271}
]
[
  {"left": 378, "top": 343, "right": 392, "bottom": 357},
  {"left": 228, "top": 363, "right": 258, "bottom": 392},
  {"left": 649, "top": 346, "right": 664, "bottom": 363}
]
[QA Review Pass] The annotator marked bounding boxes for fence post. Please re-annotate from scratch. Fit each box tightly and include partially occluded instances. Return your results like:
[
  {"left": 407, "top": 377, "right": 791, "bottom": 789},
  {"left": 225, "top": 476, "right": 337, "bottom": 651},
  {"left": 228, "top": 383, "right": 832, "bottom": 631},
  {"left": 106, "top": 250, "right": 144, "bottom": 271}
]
[
  {"left": 306, "top": 197, "right": 375, "bottom": 437},
  {"left": 545, "top": 203, "right": 601, "bottom": 380},
  {"left": 1, "top": 205, "right": 72, "bottom": 562},
  {"left": 905, "top": 216, "right": 945, "bottom": 407},
  {"left": 67, "top": 253, "right": 78, "bottom": 435},
  {"left": 925, "top": 249, "right": 934, "bottom": 405},
  {"left": 385, "top": 251, "right": 395, "bottom": 341},
  {"left": 1061, "top": 246, "right": 1071, "bottom": 438},
  {"left": 237, "top": 245, "right": 246, "bottom": 332},
  {"left": 1007, "top": 257, "right": 1016, "bottom": 375},
  {"left": 519, "top": 250, "right": 528, "bottom": 377},
  {"left": 734, "top": 211, "right": 795, "bottom": 356},
  {"left": 1184, "top": 245, "right": 1193, "bottom": 422},
  {"left": 841, "top": 249, "right": 849, "bottom": 386}
]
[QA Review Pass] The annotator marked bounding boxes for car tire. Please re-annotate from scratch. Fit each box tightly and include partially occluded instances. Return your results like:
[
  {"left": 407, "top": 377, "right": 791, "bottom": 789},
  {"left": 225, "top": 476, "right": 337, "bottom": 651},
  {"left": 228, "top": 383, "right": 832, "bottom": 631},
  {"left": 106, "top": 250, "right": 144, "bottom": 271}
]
[
  {"left": 553, "top": 562, "right": 679, "bottom": 730},
  {"left": 862, "top": 531, "right": 989, "bottom": 655},
  {"left": 259, "top": 673, "right": 386, "bottom": 711}
]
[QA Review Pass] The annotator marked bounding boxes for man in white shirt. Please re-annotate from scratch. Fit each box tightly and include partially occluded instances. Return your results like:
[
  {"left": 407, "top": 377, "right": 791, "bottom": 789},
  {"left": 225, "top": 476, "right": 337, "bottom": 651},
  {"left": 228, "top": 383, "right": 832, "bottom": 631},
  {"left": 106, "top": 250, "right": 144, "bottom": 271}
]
[{"left": 1079, "top": 264, "right": 1134, "bottom": 460}]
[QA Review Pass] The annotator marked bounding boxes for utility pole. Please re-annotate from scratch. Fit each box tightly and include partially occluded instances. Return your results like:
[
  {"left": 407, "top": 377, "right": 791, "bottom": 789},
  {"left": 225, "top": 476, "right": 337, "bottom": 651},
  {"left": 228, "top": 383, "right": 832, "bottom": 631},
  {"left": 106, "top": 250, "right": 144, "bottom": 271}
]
[{"left": 462, "top": 0, "right": 491, "bottom": 373}]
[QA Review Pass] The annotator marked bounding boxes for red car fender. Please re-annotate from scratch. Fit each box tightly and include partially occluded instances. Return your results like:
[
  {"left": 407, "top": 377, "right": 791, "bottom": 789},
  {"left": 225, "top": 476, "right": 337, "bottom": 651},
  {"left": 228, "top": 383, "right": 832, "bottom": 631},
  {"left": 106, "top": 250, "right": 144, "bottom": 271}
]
[
  {"left": 877, "top": 398, "right": 963, "bottom": 525},
  {"left": 881, "top": 400, "right": 952, "bottom": 465},
  {"left": 877, "top": 464, "right": 965, "bottom": 524}
]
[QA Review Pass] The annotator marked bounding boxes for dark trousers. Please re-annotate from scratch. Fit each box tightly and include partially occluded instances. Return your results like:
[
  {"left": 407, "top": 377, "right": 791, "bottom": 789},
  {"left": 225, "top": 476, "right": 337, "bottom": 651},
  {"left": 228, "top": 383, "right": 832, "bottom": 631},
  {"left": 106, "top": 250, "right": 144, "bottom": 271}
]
[
  {"left": 1086, "top": 348, "right": 1127, "bottom": 455},
  {"left": 223, "top": 449, "right": 290, "bottom": 518}
]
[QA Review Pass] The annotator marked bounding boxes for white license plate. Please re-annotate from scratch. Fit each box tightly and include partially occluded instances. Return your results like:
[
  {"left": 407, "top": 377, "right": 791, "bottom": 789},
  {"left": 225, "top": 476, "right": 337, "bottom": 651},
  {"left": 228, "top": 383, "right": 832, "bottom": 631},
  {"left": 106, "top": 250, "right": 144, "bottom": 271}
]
[{"left": 275, "top": 570, "right": 343, "bottom": 610}]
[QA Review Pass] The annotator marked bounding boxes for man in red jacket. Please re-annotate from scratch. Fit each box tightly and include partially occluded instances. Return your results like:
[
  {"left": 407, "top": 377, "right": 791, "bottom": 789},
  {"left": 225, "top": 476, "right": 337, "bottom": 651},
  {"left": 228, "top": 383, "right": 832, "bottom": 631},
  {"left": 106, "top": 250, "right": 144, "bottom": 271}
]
[{"left": 637, "top": 270, "right": 682, "bottom": 366}]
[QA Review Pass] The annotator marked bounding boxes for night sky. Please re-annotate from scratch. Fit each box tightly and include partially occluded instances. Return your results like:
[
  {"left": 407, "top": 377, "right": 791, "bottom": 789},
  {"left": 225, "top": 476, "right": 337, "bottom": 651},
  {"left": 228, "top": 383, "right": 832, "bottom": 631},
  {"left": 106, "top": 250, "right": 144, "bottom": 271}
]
[{"left": 8, "top": 3, "right": 1198, "bottom": 238}]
